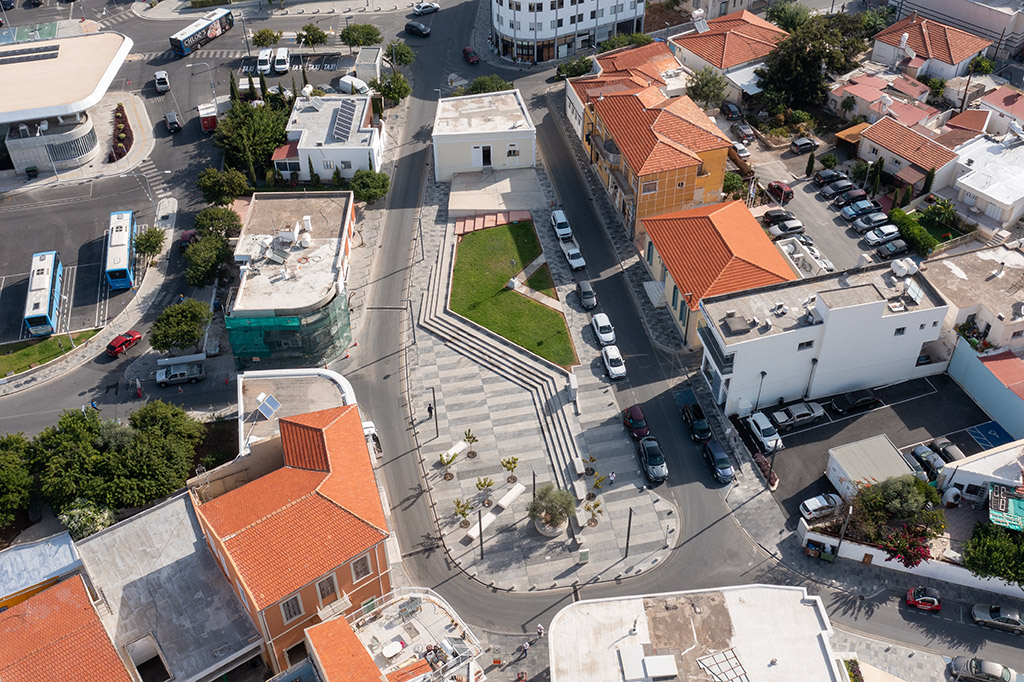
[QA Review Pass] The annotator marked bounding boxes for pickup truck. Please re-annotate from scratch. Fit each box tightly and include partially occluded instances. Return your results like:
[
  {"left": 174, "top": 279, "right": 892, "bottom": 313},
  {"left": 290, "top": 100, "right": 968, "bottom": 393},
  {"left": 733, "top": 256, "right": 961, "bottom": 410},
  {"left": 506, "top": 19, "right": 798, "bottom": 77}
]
[
  {"left": 674, "top": 389, "right": 712, "bottom": 442},
  {"left": 157, "top": 363, "right": 206, "bottom": 387},
  {"left": 559, "top": 237, "right": 586, "bottom": 271}
]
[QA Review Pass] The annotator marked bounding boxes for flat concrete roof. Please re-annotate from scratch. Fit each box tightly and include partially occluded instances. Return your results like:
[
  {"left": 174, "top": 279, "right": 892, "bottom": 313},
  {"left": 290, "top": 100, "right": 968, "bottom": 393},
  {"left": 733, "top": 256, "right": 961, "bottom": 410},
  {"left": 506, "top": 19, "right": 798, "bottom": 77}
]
[
  {"left": 945, "top": 438, "right": 1024, "bottom": 484},
  {"left": 77, "top": 494, "right": 262, "bottom": 682},
  {"left": 549, "top": 584, "right": 843, "bottom": 682},
  {"left": 287, "top": 95, "right": 375, "bottom": 149},
  {"left": 829, "top": 434, "right": 912, "bottom": 484},
  {"left": 0, "top": 532, "right": 80, "bottom": 601},
  {"left": 703, "top": 263, "right": 947, "bottom": 345},
  {"left": 922, "top": 245, "right": 1024, "bottom": 318},
  {"left": 0, "top": 32, "right": 133, "bottom": 124},
  {"left": 231, "top": 192, "right": 352, "bottom": 315},
  {"left": 955, "top": 137, "right": 1024, "bottom": 206},
  {"left": 433, "top": 89, "right": 534, "bottom": 137},
  {"left": 238, "top": 369, "right": 355, "bottom": 450}
]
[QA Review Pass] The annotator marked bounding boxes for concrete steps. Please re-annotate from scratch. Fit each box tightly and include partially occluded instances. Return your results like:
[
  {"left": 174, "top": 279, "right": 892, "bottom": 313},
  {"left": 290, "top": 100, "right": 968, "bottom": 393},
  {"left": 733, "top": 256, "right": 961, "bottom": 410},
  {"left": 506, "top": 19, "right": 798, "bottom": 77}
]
[{"left": 419, "top": 226, "right": 581, "bottom": 490}]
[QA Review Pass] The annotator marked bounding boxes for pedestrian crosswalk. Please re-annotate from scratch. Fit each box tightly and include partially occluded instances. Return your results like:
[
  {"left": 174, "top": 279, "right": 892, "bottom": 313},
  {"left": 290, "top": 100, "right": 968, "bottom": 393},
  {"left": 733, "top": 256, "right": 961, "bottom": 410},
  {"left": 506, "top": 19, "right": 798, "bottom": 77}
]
[
  {"left": 136, "top": 49, "right": 249, "bottom": 63},
  {"left": 135, "top": 158, "right": 172, "bottom": 201},
  {"left": 94, "top": 8, "right": 135, "bottom": 29}
]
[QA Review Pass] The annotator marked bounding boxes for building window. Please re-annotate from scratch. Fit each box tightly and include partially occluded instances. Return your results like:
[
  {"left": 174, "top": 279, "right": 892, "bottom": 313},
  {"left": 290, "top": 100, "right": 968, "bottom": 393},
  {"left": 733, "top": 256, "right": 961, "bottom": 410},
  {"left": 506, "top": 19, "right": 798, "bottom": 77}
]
[
  {"left": 236, "top": 581, "right": 248, "bottom": 610},
  {"left": 869, "top": 146, "right": 878, "bottom": 155},
  {"left": 892, "top": 158, "right": 902, "bottom": 166},
  {"left": 281, "top": 595, "right": 304, "bottom": 623},
  {"left": 894, "top": 327, "right": 906, "bottom": 336},
  {"left": 798, "top": 340, "right": 814, "bottom": 351},
  {"left": 932, "top": 321, "right": 939, "bottom": 327},
  {"left": 590, "top": 9, "right": 596, "bottom": 18},
  {"left": 919, "top": 323, "right": 926, "bottom": 330},
  {"left": 677, "top": 181, "right": 686, "bottom": 189},
  {"left": 497, "top": 0, "right": 503, "bottom": 6},
  {"left": 507, "top": 144, "right": 520, "bottom": 157},
  {"left": 549, "top": 0, "right": 563, "bottom": 8},
  {"left": 1013, "top": 330, "right": 1024, "bottom": 338},
  {"left": 646, "top": 241, "right": 654, "bottom": 265},
  {"left": 550, "top": 19, "right": 558, "bottom": 27},
  {"left": 576, "top": 12, "right": 583, "bottom": 21},
  {"left": 529, "top": 22, "right": 539, "bottom": 29},
  {"left": 671, "top": 286, "right": 679, "bottom": 308},
  {"left": 597, "top": 7, "right": 604, "bottom": 16},
  {"left": 512, "top": 1, "right": 521, "bottom": 9},
  {"left": 529, "top": 2, "right": 541, "bottom": 9},
  {"left": 318, "top": 575, "right": 337, "bottom": 600},
  {"left": 323, "top": 160, "right": 334, "bottom": 170},
  {"left": 351, "top": 553, "right": 372, "bottom": 582},
  {"left": 641, "top": 180, "right": 658, "bottom": 194},
  {"left": 570, "top": 13, "right": 577, "bottom": 22},
  {"left": 556, "top": 17, "right": 563, "bottom": 26},
  {"left": 340, "top": 160, "right": 352, "bottom": 169},
  {"left": 719, "top": 0, "right": 727, "bottom": 13}
]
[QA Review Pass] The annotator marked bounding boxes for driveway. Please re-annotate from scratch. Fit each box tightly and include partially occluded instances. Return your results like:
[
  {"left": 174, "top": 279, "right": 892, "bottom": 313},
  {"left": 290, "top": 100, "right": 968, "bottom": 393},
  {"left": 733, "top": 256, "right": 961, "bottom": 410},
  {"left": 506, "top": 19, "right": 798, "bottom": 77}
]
[{"left": 767, "top": 375, "right": 991, "bottom": 522}]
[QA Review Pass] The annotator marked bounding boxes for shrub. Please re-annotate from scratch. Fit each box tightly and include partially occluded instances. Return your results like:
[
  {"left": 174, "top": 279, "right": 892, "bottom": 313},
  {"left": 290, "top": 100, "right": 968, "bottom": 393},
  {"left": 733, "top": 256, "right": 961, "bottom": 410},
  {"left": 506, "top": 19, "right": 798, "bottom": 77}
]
[
  {"left": 788, "top": 109, "right": 810, "bottom": 124},
  {"left": 888, "top": 208, "right": 939, "bottom": 256},
  {"left": 819, "top": 153, "right": 838, "bottom": 169},
  {"left": 851, "top": 160, "right": 869, "bottom": 182},
  {"left": 527, "top": 483, "right": 576, "bottom": 527},
  {"left": 556, "top": 55, "right": 593, "bottom": 80},
  {"left": 111, "top": 103, "right": 134, "bottom": 160}
]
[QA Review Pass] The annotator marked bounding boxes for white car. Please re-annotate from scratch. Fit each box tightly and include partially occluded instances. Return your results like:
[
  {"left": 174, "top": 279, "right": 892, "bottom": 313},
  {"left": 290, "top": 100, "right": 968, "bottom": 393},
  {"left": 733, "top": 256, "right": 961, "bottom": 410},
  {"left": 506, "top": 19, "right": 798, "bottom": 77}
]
[
  {"left": 550, "top": 209, "right": 573, "bottom": 240},
  {"left": 863, "top": 224, "right": 900, "bottom": 246},
  {"left": 800, "top": 493, "right": 843, "bottom": 521},
  {"left": 601, "top": 345, "right": 626, "bottom": 379},
  {"left": 413, "top": 1, "right": 440, "bottom": 13},
  {"left": 591, "top": 313, "right": 615, "bottom": 345},
  {"left": 746, "top": 411, "right": 783, "bottom": 452},
  {"left": 732, "top": 142, "right": 750, "bottom": 160}
]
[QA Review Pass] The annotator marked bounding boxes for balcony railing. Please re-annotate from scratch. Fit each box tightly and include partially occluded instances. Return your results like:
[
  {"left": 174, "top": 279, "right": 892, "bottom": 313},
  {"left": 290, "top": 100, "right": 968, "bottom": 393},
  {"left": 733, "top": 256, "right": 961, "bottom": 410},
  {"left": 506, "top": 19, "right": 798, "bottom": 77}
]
[{"left": 697, "top": 325, "right": 734, "bottom": 375}]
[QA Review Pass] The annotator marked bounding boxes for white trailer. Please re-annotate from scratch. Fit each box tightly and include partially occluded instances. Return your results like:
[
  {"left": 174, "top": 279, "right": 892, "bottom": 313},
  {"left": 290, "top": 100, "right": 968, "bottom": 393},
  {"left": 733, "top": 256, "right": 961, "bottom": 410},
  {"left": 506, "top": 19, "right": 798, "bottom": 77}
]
[{"left": 826, "top": 434, "right": 912, "bottom": 501}]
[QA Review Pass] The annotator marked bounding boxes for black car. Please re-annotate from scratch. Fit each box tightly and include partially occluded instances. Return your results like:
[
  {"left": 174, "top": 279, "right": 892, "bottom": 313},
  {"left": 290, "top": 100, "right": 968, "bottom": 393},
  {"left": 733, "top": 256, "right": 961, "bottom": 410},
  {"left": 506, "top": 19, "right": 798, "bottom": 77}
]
[
  {"left": 790, "top": 137, "right": 819, "bottom": 154},
  {"left": 702, "top": 439, "right": 734, "bottom": 483},
  {"left": 720, "top": 101, "right": 742, "bottom": 120},
  {"left": 876, "top": 239, "right": 910, "bottom": 260},
  {"left": 405, "top": 21, "right": 431, "bottom": 36},
  {"left": 812, "top": 169, "right": 846, "bottom": 187},
  {"left": 820, "top": 179, "right": 854, "bottom": 199},
  {"left": 761, "top": 208, "right": 795, "bottom": 226},
  {"left": 576, "top": 280, "right": 597, "bottom": 309},
  {"left": 165, "top": 111, "right": 181, "bottom": 133},
  {"left": 1, "top": 0, "right": 13, "bottom": 9},
  {"left": 682, "top": 402, "right": 712, "bottom": 442},
  {"left": 830, "top": 389, "right": 881, "bottom": 414}
]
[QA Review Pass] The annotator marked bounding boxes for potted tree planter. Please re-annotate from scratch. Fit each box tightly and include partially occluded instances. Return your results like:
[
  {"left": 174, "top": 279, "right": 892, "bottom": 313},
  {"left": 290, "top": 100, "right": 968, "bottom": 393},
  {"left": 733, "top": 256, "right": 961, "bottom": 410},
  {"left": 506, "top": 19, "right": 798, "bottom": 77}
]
[{"left": 527, "top": 484, "right": 576, "bottom": 538}]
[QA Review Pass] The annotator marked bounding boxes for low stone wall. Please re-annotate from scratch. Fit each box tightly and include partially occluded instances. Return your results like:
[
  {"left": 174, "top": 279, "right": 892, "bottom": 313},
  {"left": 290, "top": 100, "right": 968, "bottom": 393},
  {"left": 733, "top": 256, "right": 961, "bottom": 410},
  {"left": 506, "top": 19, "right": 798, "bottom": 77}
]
[{"left": 798, "top": 518, "right": 1023, "bottom": 598}]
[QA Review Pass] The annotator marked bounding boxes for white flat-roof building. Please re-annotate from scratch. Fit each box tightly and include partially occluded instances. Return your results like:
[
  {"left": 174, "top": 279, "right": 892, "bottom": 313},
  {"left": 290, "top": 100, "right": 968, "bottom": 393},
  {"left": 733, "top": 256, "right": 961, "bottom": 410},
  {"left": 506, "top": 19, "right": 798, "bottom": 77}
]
[
  {"left": 951, "top": 135, "right": 1024, "bottom": 229},
  {"left": 0, "top": 32, "right": 133, "bottom": 175},
  {"left": 432, "top": 90, "right": 536, "bottom": 182},
  {"left": 273, "top": 95, "right": 384, "bottom": 183},
  {"left": 936, "top": 438, "right": 1024, "bottom": 504},
  {"left": 549, "top": 584, "right": 845, "bottom": 682},
  {"left": 227, "top": 192, "right": 355, "bottom": 370},
  {"left": 699, "top": 262, "right": 949, "bottom": 415}
]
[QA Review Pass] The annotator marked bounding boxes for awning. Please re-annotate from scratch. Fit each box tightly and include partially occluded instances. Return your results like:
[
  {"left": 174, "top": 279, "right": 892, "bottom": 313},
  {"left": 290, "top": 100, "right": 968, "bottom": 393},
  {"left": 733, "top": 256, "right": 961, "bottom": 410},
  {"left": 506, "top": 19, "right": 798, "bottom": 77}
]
[
  {"left": 726, "top": 63, "right": 764, "bottom": 96},
  {"left": 835, "top": 122, "right": 870, "bottom": 145},
  {"left": 895, "top": 165, "right": 926, "bottom": 186},
  {"left": 271, "top": 140, "right": 299, "bottom": 161},
  {"left": 643, "top": 280, "right": 666, "bottom": 308}
]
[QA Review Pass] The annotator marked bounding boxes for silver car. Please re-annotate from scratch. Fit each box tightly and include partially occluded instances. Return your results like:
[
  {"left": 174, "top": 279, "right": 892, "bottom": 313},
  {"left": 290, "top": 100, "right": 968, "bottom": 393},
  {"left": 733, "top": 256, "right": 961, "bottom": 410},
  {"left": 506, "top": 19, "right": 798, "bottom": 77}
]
[
  {"left": 948, "top": 656, "right": 1015, "bottom": 681},
  {"left": 770, "top": 401, "right": 825, "bottom": 431},
  {"left": 591, "top": 313, "right": 615, "bottom": 346},
  {"left": 972, "top": 604, "right": 1024, "bottom": 635}
]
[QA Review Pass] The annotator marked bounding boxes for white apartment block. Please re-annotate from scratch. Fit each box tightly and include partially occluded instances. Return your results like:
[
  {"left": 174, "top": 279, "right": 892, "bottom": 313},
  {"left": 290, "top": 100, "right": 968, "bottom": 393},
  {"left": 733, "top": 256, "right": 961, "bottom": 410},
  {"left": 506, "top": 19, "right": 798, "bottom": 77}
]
[
  {"left": 490, "top": 0, "right": 644, "bottom": 62},
  {"left": 698, "top": 263, "right": 949, "bottom": 415}
]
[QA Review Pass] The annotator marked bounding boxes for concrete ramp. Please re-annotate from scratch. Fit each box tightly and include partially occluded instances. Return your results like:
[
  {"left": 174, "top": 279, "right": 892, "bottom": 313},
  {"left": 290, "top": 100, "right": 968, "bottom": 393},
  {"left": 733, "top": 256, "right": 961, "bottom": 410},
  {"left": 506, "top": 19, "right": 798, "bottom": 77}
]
[{"left": 448, "top": 168, "right": 546, "bottom": 217}]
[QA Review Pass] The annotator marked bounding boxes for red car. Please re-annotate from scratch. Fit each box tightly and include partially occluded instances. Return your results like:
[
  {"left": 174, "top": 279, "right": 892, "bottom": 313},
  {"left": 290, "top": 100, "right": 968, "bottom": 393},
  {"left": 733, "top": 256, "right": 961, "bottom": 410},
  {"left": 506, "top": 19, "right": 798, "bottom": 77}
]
[
  {"left": 906, "top": 586, "right": 942, "bottom": 611},
  {"left": 622, "top": 404, "right": 650, "bottom": 440},
  {"left": 767, "top": 181, "right": 793, "bottom": 204},
  {"left": 463, "top": 47, "right": 480, "bottom": 64},
  {"left": 106, "top": 330, "right": 142, "bottom": 358}
]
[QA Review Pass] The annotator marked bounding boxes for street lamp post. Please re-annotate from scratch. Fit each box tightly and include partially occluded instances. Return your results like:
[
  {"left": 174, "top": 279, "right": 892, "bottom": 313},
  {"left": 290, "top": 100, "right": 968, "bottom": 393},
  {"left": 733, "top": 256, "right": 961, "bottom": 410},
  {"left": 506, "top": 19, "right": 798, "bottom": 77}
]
[
  {"left": 238, "top": 14, "right": 252, "bottom": 56},
  {"left": 754, "top": 370, "right": 767, "bottom": 411},
  {"left": 186, "top": 61, "right": 217, "bottom": 108}
]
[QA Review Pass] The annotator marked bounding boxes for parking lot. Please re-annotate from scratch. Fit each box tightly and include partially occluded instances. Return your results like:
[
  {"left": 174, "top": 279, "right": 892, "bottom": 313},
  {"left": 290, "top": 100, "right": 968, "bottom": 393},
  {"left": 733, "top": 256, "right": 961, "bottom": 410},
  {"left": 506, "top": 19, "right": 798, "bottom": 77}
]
[
  {"left": 762, "top": 375, "right": 994, "bottom": 522},
  {"left": 238, "top": 53, "right": 346, "bottom": 90}
]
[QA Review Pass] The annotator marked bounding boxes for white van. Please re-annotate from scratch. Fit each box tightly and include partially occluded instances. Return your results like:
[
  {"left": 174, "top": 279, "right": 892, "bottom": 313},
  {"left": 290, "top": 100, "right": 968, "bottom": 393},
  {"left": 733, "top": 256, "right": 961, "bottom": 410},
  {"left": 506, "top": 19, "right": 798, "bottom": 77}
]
[
  {"left": 337, "top": 75, "right": 371, "bottom": 95},
  {"left": 274, "top": 47, "right": 290, "bottom": 73},
  {"left": 256, "top": 48, "right": 273, "bottom": 74}
]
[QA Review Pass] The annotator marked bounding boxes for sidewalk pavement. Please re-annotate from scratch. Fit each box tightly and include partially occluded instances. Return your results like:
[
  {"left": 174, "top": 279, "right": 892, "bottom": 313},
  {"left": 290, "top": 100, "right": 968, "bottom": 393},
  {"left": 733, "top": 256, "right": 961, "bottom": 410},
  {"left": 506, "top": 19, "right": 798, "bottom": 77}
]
[
  {"left": 0, "top": 197, "right": 179, "bottom": 398},
  {"left": 133, "top": 0, "right": 426, "bottom": 21}
]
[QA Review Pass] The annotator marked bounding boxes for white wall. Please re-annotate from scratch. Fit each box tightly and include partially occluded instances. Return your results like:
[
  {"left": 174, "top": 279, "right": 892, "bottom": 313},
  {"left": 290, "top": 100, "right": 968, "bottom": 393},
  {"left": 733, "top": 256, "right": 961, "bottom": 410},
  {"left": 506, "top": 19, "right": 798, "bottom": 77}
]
[
  {"left": 858, "top": 137, "right": 956, "bottom": 189},
  {"left": 432, "top": 130, "right": 537, "bottom": 182},
  {"left": 565, "top": 81, "right": 587, "bottom": 141},
  {"left": 800, "top": 519, "right": 1024, "bottom": 599},
  {"left": 979, "top": 100, "right": 1023, "bottom": 136},
  {"left": 491, "top": 0, "right": 644, "bottom": 52},
  {"left": 295, "top": 129, "right": 384, "bottom": 182}
]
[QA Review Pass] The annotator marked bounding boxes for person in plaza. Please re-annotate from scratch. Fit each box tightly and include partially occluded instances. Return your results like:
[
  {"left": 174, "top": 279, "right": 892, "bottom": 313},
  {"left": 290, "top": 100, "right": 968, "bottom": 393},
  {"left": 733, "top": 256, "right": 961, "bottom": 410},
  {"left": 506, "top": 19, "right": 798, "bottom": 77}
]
[
  {"left": 609, "top": 471, "right": 616, "bottom": 484},
  {"left": 522, "top": 640, "right": 530, "bottom": 657},
  {"left": 537, "top": 623, "right": 544, "bottom": 638}
]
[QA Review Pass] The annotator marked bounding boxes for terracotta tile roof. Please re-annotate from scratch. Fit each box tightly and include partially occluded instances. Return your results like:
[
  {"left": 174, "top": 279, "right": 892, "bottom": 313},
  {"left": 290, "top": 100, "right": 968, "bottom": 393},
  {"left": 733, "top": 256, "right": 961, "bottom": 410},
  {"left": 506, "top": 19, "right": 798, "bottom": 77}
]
[
  {"left": 891, "top": 75, "right": 929, "bottom": 99},
  {"left": 568, "top": 76, "right": 647, "bottom": 105},
  {"left": 198, "top": 405, "right": 388, "bottom": 610},
  {"left": 873, "top": 12, "right": 991, "bottom": 66},
  {"left": 979, "top": 351, "right": 1024, "bottom": 400},
  {"left": 868, "top": 98, "right": 938, "bottom": 126},
  {"left": 933, "top": 127, "right": 980, "bottom": 149},
  {"left": 982, "top": 86, "right": 1024, "bottom": 120},
  {"left": 671, "top": 10, "right": 788, "bottom": 69},
  {"left": 641, "top": 201, "right": 795, "bottom": 310},
  {"left": 594, "top": 94, "right": 730, "bottom": 175},
  {"left": 306, "top": 616, "right": 385, "bottom": 682},
  {"left": 272, "top": 140, "right": 299, "bottom": 161},
  {"left": 387, "top": 659, "right": 433, "bottom": 682},
  {"left": 946, "top": 109, "right": 990, "bottom": 132},
  {"left": 595, "top": 41, "right": 677, "bottom": 79},
  {"left": 0, "top": 577, "right": 133, "bottom": 682},
  {"left": 861, "top": 116, "right": 957, "bottom": 170}
]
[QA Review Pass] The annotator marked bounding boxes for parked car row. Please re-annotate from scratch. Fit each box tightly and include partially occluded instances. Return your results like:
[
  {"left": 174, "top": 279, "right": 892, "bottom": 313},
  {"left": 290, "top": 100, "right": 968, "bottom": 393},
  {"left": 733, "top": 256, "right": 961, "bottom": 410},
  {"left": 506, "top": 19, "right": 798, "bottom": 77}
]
[{"left": 674, "top": 389, "right": 734, "bottom": 484}]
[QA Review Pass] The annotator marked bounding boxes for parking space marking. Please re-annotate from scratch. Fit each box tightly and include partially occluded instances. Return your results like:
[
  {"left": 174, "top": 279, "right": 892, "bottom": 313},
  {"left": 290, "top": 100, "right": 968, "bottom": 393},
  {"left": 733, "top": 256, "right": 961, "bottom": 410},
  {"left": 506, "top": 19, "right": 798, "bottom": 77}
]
[
  {"left": 59, "top": 265, "right": 77, "bottom": 335},
  {"left": 967, "top": 421, "right": 1014, "bottom": 450}
]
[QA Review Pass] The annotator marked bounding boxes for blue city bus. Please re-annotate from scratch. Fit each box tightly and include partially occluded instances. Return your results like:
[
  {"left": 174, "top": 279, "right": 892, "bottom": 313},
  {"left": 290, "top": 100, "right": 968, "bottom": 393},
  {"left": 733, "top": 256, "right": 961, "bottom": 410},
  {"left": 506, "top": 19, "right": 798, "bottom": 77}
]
[
  {"left": 105, "top": 210, "right": 136, "bottom": 290},
  {"left": 169, "top": 9, "right": 234, "bottom": 56},
  {"left": 23, "top": 251, "right": 64, "bottom": 337}
]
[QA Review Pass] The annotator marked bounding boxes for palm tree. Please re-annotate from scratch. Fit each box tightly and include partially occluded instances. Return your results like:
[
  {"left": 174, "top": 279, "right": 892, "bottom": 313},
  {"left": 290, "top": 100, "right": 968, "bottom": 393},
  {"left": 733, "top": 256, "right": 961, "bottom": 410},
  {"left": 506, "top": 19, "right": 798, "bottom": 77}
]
[{"left": 840, "top": 96, "right": 856, "bottom": 117}]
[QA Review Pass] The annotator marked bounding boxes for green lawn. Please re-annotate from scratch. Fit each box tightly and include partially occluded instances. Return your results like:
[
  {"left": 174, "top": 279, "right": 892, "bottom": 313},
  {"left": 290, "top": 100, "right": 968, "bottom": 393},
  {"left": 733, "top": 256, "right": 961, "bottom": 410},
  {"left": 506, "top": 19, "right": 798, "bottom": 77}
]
[
  {"left": 525, "top": 263, "right": 557, "bottom": 299},
  {"left": 921, "top": 222, "right": 959, "bottom": 242},
  {"left": 0, "top": 330, "right": 100, "bottom": 377},
  {"left": 451, "top": 222, "right": 577, "bottom": 367}
]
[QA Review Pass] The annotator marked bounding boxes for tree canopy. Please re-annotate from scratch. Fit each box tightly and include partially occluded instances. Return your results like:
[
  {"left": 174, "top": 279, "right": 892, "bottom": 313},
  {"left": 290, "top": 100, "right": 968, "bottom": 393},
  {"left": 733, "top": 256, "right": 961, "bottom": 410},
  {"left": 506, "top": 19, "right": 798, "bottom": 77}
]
[
  {"left": 184, "top": 233, "right": 231, "bottom": 287},
  {"left": 297, "top": 24, "right": 329, "bottom": 51},
  {"left": 214, "top": 99, "right": 288, "bottom": 184},
  {"left": 0, "top": 434, "right": 32, "bottom": 527},
  {"left": 370, "top": 72, "right": 412, "bottom": 103},
  {"left": 964, "top": 522, "right": 1024, "bottom": 587},
  {"left": 196, "top": 167, "right": 251, "bottom": 206},
  {"left": 597, "top": 32, "right": 652, "bottom": 53},
  {"left": 385, "top": 40, "right": 415, "bottom": 67},
  {"left": 460, "top": 74, "right": 512, "bottom": 96},
  {"left": 134, "top": 226, "right": 166, "bottom": 261},
  {"left": 194, "top": 205, "right": 243, "bottom": 238},
  {"left": 556, "top": 55, "right": 593, "bottom": 80},
  {"left": 350, "top": 169, "right": 391, "bottom": 203},
  {"left": 765, "top": 0, "right": 811, "bottom": 32},
  {"left": 150, "top": 298, "right": 212, "bottom": 352},
  {"left": 339, "top": 23, "right": 382, "bottom": 48},
  {"left": 251, "top": 28, "right": 282, "bottom": 48},
  {"left": 687, "top": 67, "right": 728, "bottom": 109}
]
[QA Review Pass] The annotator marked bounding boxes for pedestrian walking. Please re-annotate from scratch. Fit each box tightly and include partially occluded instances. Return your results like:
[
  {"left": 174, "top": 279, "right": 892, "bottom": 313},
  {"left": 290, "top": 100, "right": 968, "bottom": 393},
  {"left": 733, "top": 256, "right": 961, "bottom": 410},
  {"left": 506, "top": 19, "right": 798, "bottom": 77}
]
[
  {"left": 536, "top": 623, "right": 544, "bottom": 638},
  {"left": 609, "top": 471, "right": 616, "bottom": 484},
  {"left": 90, "top": 400, "right": 100, "bottom": 411},
  {"left": 427, "top": 403, "right": 434, "bottom": 419},
  {"left": 522, "top": 641, "right": 530, "bottom": 658}
]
